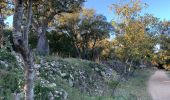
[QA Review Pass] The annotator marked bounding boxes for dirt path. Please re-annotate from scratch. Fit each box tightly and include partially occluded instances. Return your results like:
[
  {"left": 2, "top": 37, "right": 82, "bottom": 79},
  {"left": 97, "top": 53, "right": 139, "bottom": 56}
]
[{"left": 148, "top": 70, "right": 170, "bottom": 100}]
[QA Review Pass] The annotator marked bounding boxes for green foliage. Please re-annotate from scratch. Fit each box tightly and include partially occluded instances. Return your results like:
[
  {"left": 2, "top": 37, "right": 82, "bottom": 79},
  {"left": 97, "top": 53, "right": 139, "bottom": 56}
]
[
  {"left": 111, "top": 0, "right": 147, "bottom": 23},
  {"left": 46, "top": 31, "right": 77, "bottom": 57},
  {"left": 29, "top": 30, "right": 38, "bottom": 49},
  {"left": 107, "top": 80, "right": 119, "bottom": 88},
  {"left": 0, "top": 48, "right": 15, "bottom": 62},
  {"left": 0, "top": 48, "right": 24, "bottom": 99},
  {"left": 0, "top": 0, "right": 14, "bottom": 19},
  {"left": 113, "top": 20, "right": 155, "bottom": 65},
  {"left": 111, "top": 0, "right": 156, "bottom": 66},
  {"left": 150, "top": 20, "right": 170, "bottom": 69},
  {"left": 56, "top": 9, "right": 113, "bottom": 59}
]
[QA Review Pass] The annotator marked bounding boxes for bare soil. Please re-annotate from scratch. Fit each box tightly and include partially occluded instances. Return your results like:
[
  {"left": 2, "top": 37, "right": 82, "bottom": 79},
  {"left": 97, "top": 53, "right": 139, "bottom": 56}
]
[{"left": 148, "top": 70, "right": 170, "bottom": 100}]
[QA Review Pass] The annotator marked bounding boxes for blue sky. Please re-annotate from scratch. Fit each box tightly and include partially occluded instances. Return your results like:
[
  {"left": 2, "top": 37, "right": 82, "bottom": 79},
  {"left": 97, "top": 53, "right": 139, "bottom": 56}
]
[
  {"left": 85, "top": 0, "right": 170, "bottom": 21},
  {"left": 5, "top": 0, "right": 170, "bottom": 25}
]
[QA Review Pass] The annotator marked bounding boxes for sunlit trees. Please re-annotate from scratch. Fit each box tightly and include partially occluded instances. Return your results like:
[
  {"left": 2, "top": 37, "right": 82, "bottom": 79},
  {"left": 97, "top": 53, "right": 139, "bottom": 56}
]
[
  {"left": 46, "top": 30, "right": 77, "bottom": 57},
  {"left": 0, "top": 0, "right": 13, "bottom": 48},
  {"left": 111, "top": 0, "right": 155, "bottom": 70},
  {"left": 159, "top": 34, "right": 170, "bottom": 69},
  {"left": 55, "top": 9, "right": 113, "bottom": 60},
  {"left": 31, "top": 0, "right": 85, "bottom": 55},
  {"left": 151, "top": 20, "right": 170, "bottom": 69},
  {"left": 0, "top": 0, "right": 13, "bottom": 18}
]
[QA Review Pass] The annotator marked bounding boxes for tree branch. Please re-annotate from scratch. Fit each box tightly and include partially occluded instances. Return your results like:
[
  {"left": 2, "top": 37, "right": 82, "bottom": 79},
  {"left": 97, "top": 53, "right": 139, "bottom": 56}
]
[{"left": 23, "top": 0, "right": 33, "bottom": 48}]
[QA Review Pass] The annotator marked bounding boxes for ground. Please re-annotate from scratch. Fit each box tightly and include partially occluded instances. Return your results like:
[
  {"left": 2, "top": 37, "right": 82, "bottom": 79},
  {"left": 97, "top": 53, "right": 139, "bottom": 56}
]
[
  {"left": 113, "top": 68, "right": 154, "bottom": 100},
  {"left": 1, "top": 50, "right": 170, "bottom": 100},
  {"left": 148, "top": 70, "right": 170, "bottom": 100},
  {"left": 114, "top": 68, "right": 170, "bottom": 100}
]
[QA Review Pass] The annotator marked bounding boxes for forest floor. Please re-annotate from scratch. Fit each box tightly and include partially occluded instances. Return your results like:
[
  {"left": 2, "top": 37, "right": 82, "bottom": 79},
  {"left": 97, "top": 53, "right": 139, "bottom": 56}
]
[{"left": 148, "top": 70, "right": 170, "bottom": 100}]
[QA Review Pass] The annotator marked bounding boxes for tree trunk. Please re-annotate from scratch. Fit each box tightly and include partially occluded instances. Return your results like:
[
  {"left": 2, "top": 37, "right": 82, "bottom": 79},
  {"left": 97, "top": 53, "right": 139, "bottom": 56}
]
[
  {"left": 0, "top": 9, "right": 4, "bottom": 48},
  {"left": 0, "top": 24, "right": 3, "bottom": 48},
  {"left": 74, "top": 44, "right": 81, "bottom": 58},
  {"left": 12, "top": 93, "right": 20, "bottom": 100},
  {"left": 91, "top": 38, "right": 97, "bottom": 61},
  {"left": 36, "top": 27, "right": 49, "bottom": 55},
  {"left": 23, "top": 50, "right": 34, "bottom": 100},
  {"left": 13, "top": 0, "right": 34, "bottom": 100},
  {"left": 71, "top": 39, "right": 81, "bottom": 58}
]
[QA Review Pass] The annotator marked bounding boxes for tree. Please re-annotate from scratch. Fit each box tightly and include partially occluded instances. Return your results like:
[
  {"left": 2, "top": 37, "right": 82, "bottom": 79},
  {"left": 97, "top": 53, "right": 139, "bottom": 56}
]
[
  {"left": 0, "top": 0, "right": 13, "bottom": 48},
  {"left": 0, "top": 0, "right": 13, "bottom": 18},
  {"left": 46, "top": 30, "right": 77, "bottom": 57},
  {"left": 12, "top": 0, "right": 34, "bottom": 99},
  {"left": 56, "top": 9, "right": 113, "bottom": 60},
  {"left": 152, "top": 20, "right": 170, "bottom": 69},
  {"left": 0, "top": 16, "right": 4, "bottom": 48},
  {"left": 139, "top": 13, "right": 160, "bottom": 36},
  {"left": 31, "top": 0, "right": 85, "bottom": 55},
  {"left": 111, "top": 0, "right": 147, "bottom": 24},
  {"left": 114, "top": 20, "right": 155, "bottom": 64},
  {"left": 111, "top": 0, "right": 155, "bottom": 70}
]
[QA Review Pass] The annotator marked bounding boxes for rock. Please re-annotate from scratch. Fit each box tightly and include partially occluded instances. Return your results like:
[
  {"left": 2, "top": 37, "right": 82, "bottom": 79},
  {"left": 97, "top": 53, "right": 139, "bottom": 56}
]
[
  {"left": 60, "top": 73, "right": 67, "bottom": 77},
  {"left": 61, "top": 89, "right": 68, "bottom": 100},
  {"left": 40, "top": 59, "right": 45, "bottom": 64},
  {"left": 49, "top": 83, "right": 56, "bottom": 87},
  {"left": 35, "top": 64, "right": 41, "bottom": 69},
  {"left": 55, "top": 90, "right": 59, "bottom": 94},
  {"left": 139, "top": 64, "right": 146, "bottom": 69},
  {"left": 68, "top": 79, "right": 74, "bottom": 87},
  {"left": 11, "top": 93, "right": 21, "bottom": 100},
  {"left": 95, "top": 67, "right": 99, "bottom": 71},
  {"left": 105, "top": 68, "right": 113, "bottom": 78},
  {"left": 101, "top": 71, "right": 105, "bottom": 76},
  {"left": 69, "top": 74, "right": 74, "bottom": 80},
  {"left": 48, "top": 92, "right": 54, "bottom": 100},
  {"left": 0, "top": 60, "right": 8, "bottom": 67},
  {"left": 36, "top": 71, "right": 40, "bottom": 76}
]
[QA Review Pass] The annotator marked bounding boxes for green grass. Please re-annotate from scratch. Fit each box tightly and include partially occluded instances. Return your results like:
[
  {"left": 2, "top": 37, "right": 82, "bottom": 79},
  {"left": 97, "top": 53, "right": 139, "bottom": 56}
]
[
  {"left": 52, "top": 76, "right": 112, "bottom": 100},
  {"left": 113, "top": 68, "right": 155, "bottom": 100},
  {"left": 35, "top": 75, "right": 95, "bottom": 100}
]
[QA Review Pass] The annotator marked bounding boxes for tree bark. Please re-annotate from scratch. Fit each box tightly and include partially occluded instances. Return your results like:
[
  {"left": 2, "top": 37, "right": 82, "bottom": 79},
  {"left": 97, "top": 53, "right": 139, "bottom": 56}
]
[
  {"left": 36, "top": 26, "right": 49, "bottom": 55},
  {"left": 0, "top": 23, "right": 3, "bottom": 48},
  {"left": 12, "top": 93, "right": 21, "bottom": 100},
  {"left": 72, "top": 40, "right": 81, "bottom": 58},
  {"left": 13, "top": 0, "right": 34, "bottom": 100},
  {"left": 23, "top": 50, "right": 34, "bottom": 100},
  {"left": 0, "top": 8, "right": 3, "bottom": 48}
]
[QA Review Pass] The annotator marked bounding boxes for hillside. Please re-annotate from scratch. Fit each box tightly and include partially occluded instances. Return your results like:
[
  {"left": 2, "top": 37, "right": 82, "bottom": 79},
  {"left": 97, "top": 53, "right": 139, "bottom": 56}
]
[
  {"left": 1, "top": 48, "right": 164, "bottom": 100},
  {"left": 1, "top": 44, "right": 170, "bottom": 100},
  {"left": 0, "top": 49, "right": 119, "bottom": 100}
]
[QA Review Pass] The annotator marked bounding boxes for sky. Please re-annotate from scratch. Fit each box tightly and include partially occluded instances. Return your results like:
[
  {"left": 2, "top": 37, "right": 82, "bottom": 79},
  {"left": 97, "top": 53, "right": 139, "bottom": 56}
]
[
  {"left": 85, "top": 0, "right": 170, "bottom": 21},
  {"left": 5, "top": 0, "right": 170, "bottom": 25}
]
